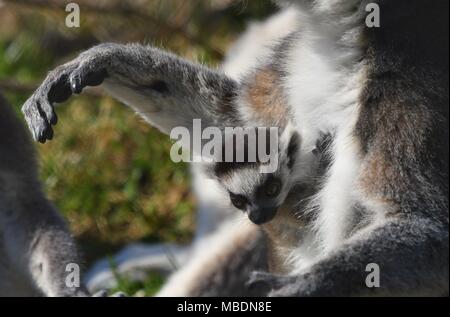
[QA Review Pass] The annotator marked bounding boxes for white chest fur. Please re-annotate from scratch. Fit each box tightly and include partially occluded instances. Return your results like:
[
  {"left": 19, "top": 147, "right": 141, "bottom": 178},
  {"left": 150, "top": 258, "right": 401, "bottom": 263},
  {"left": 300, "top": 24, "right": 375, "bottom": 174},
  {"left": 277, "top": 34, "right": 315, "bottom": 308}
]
[{"left": 284, "top": 16, "right": 366, "bottom": 262}]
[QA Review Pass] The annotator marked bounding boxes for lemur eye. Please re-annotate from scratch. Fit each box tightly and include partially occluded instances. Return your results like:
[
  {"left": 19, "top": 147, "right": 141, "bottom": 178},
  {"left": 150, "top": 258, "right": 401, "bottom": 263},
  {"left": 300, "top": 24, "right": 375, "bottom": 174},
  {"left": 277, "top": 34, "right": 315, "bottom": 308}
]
[
  {"left": 265, "top": 179, "right": 281, "bottom": 197},
  {"left": 229, "top": 193, "right": 248, "bottom": 210}
]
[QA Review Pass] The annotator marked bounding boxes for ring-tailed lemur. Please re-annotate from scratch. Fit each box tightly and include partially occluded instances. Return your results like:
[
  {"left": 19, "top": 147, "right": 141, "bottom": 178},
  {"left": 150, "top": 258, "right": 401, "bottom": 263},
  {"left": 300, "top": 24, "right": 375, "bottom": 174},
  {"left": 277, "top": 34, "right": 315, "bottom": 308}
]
[
  {"left": 0, "top": 92, "right": 90, "bottom": 296},
  {"left": 21, "top": 0, "right": 448, "bottom": 296}
]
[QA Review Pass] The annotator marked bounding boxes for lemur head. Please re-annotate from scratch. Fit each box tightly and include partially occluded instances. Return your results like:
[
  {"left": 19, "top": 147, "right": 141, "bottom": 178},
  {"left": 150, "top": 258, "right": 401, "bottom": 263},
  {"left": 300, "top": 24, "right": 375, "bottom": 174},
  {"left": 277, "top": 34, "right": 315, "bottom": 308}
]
[{"left": 208, "top": 125, "right": 314, "bottom": 225}]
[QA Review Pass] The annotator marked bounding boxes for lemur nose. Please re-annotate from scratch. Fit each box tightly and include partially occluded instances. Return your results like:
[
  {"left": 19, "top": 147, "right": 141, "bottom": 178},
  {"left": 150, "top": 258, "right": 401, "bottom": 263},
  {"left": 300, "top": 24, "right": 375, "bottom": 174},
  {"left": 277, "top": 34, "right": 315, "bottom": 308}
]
[{"left": 247, "top": 206, "right": 278, "bottom": 225}]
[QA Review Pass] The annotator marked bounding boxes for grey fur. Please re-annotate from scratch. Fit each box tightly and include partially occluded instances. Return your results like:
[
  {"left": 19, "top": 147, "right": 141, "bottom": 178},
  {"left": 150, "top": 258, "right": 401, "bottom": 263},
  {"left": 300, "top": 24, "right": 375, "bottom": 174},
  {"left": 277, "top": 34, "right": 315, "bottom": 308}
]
[
  {"left": 251, "top": 0, "right": 449, "bottom": 297},
  {"left": 0, "top": 92, "right": 89, "bottom": 296},
  {"left": 251, "top": 217, "right": 448, "bottom": 296},
  {"left": 22, "top": 43, "right": 240, "bottom": 143},
  {"left": 21, "top": 0, "right": 449, "bottom": 297}
]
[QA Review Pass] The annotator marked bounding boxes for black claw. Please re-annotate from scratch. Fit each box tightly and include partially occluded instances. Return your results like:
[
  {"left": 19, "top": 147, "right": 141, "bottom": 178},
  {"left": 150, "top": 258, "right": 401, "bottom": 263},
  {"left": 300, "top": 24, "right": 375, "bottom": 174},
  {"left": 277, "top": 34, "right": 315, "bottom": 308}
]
[
  {"left": 34, "top": 125, "right": 49, "bottom": 143},
  {"left": 43, "top": 121, "right": 53, "bottom": 141},
  {"left": 37, "top": 129, "right": 47, "bottom": 143},
  {"left": 40, "top": 101, "right": 57, "bottom": 127},
  {"left": 46, "top": 126, "right": 54, "bottom": 140}
]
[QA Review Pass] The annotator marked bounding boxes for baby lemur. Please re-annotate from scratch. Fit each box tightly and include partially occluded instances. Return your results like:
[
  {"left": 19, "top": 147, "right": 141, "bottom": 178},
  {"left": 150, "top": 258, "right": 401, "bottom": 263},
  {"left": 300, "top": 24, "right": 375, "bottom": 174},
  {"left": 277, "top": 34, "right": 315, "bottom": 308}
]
[
  {"left": 22, "top": 0, "right": 448, "bottom": 296},
  {"left": 205, "top": 120, "right": 333, "bottom": 275}
]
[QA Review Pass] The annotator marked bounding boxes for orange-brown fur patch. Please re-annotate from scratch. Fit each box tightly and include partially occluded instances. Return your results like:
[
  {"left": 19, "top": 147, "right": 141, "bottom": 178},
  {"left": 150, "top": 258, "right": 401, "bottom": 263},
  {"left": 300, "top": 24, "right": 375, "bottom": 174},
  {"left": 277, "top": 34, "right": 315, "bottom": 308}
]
[{"left": 244, "top": 68, "right": 288, "bottom": 126}]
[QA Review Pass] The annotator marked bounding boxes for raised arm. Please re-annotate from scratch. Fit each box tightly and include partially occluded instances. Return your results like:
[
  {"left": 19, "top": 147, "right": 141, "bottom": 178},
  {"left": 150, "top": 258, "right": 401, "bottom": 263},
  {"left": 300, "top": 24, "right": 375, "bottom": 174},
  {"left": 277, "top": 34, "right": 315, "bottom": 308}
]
[{"left": 22, "top": 43, "right": 241, "bottom": 143}]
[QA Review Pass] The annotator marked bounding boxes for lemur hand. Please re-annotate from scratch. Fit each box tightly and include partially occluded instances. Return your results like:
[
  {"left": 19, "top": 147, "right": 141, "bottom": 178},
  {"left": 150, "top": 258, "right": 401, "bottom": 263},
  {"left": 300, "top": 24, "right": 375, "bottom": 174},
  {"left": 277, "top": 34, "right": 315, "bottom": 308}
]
[{"left": 22, "top": 44, "right": 117, "bottom": 143}]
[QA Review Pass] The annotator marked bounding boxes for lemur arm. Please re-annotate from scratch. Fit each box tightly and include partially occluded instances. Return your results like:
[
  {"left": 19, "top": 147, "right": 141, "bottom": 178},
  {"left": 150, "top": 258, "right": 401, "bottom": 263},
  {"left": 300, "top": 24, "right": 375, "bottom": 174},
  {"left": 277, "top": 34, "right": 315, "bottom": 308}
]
[
  {"left": 22, "top": 43, "right": 240, "bottom": 143},
  {"left": 249, "top": 216, "right": 449, "bottom": 296}
]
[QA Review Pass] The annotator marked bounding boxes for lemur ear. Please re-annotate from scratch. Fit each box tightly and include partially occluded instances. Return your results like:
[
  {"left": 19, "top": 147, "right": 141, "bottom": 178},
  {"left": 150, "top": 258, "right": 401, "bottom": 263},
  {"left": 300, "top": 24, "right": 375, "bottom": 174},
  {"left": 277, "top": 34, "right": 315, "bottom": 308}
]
[{"left": 287, "top": 132, "right": 300, "bottom": 169}]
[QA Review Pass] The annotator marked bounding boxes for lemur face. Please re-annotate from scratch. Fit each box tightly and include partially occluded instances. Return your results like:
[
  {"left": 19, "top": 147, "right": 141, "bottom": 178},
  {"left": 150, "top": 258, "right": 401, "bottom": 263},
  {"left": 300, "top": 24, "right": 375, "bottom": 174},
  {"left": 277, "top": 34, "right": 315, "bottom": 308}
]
[
  {"left": 227, "top": 172, "right": 286, "bottom": 224},
  {"left": 212, "top": 131, "right": 301, "bottom": 225}
]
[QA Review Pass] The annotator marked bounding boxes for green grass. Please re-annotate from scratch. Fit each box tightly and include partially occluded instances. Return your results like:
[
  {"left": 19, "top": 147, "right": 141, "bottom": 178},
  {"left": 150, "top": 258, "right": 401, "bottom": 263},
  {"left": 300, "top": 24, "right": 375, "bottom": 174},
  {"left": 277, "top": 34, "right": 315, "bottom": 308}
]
[
  {"left": 1, "top": 37, "right": 197, "bottom": 263},
  {"left": 39, "top": 97, "right": 196, "bottom": 261}
]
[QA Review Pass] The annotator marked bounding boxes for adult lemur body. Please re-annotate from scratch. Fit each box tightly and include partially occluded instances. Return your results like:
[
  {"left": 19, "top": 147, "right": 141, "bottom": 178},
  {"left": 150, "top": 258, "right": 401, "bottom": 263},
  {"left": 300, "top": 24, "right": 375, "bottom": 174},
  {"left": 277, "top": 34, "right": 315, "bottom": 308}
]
[
  {"left": 0, "top": 93, "right": 88, "bottom": 296},
  {"left": 22, "top": 0, "right": 448, "bottom": 296}
]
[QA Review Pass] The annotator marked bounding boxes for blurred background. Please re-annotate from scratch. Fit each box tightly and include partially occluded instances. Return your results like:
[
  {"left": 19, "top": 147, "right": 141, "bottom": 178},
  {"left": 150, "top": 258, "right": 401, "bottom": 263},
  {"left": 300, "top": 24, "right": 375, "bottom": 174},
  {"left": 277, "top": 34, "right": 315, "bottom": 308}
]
[{"left": 0, "top": 0, "right": 276, "bottom": 295}]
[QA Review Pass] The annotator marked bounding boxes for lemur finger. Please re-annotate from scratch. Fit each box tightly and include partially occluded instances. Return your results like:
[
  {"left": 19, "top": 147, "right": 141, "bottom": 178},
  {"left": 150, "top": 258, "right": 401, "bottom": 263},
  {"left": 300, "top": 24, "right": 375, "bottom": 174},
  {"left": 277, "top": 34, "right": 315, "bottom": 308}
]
[
  {"left": 22, "top": 98, "right": 52, "bottom": 143},
  {"left": 36, "top": 101, "right": 54, "bottom": 141},
  {"left": 39, "top": 98, "right": 58, "bottom": 126},
  {"left": 22, "top": 64, "right": 78, "bottom": 142},
  {"left": 69, "top": 66, "right": 107, "bottom": 94}
]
